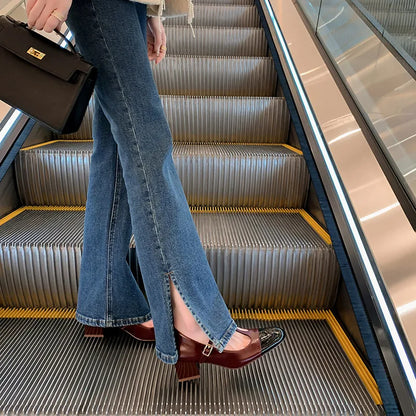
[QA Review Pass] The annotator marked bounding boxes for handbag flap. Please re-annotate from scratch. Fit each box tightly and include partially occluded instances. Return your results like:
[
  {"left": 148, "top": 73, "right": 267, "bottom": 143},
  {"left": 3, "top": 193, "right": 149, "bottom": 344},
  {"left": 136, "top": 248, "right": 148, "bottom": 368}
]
[{"left": 0, "top": 16, "right": 87, "bottom": 82}]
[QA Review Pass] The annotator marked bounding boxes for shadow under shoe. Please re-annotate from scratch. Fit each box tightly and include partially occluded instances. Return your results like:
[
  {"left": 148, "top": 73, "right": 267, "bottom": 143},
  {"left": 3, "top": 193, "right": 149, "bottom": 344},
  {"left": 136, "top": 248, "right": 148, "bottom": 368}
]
[
  {"left": 175, "top": 327, "right": 285, "bottom": 382},
  {"left": 84, "top": 324, "right": 155, "bottom": 341}
]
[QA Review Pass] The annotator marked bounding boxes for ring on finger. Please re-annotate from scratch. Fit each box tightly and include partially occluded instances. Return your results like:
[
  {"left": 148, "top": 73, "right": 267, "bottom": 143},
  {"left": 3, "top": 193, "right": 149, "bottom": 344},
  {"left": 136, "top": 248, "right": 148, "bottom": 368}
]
[
  {"left": 50, "top": 9, "right": 66, "bottom": 22},
  {"left": 160, "top": 45, "right": 167, "bottom": 52}
]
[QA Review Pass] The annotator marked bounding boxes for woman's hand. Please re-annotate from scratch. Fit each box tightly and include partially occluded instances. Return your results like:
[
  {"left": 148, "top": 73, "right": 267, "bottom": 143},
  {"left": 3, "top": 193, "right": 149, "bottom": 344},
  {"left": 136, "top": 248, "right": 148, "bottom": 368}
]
[
  {"left": 26, "top": 0, "right": 72, "bottom": 33},
  {"left": 147, "top": 17, "right": 167, "bottom": 65}
]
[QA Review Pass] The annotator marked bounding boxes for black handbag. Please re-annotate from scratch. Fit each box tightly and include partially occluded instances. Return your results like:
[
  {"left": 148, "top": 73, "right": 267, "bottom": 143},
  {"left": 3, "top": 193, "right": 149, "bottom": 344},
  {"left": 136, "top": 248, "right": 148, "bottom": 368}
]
[{"left": 0, "top": 15, "right": 97, "bottom": 134}]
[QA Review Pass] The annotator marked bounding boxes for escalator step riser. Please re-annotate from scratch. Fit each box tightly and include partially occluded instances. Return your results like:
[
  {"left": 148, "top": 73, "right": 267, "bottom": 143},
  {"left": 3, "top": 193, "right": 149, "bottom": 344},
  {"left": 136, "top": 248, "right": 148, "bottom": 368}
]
[
  {"left": 60, "top": 96, "right": 290, "bottom": 143},
  {"left": 390, "top": 34, "right": 416, "bottom": 56},
  {"left": 366, "top": 10, "right": 416, "bottom": 31},
  {"left": 358, "top": 0, "right": 416, "bottom": 12},
  {"left": 193, "top": 0, "right": 254, "bottom": 5},
  {"left": 152, "top": 57, "right": 277, "bottom": 96},
  {"left": 165, "top": 27, "right": 268, "bottom": 56},
  {"left": 0, "top": 318, "right": 381, "bottom": 415},
  {"left": 0, "top": 210, "right": 339, "bottom": 309},
  {"left": 164, "top": 5, "right": 260, "bottom": 27},
  {"left": 15, "top": 143, "right": 308, "bottom": 207}
]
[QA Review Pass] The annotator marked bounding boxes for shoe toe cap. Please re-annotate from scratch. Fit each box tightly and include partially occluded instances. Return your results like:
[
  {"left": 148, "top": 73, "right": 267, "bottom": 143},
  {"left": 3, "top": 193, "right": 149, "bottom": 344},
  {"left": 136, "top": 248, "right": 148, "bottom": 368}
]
[{"left": 259, "top": 327, "right": 285, "bottom": 354}]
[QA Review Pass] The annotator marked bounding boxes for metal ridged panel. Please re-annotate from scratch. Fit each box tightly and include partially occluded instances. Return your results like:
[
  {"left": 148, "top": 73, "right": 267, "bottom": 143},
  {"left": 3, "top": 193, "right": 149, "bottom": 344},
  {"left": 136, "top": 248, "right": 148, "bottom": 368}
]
[
  {"left": 62, "top": 96, "right": 289, "bottom": 142},
  {"left": 164, "top": 5, "right": 260, "bottom": 27},
  {"left": 192, "top": 211, "right": 339, "bottom": 308},
  {"left": 15, "top": 142, "right": 92, "bottom": 206},
  {"left": 0, "top": 209, "right": 338, "bottom": 308},
  {"left": 367, "top": 10, "right": 416, "bottom": 32},
  {"left": 390, "top": 34, "right": 416, "bottom": 57},
  {"left": 162, "top": 96, "right": 289, "bottom": 142},
  {"left": 0, "top": 317, "right": 384, "bottom": 415},
  {"left": 165, "top": 27, "right": 267, "bottom": 56},
  {"left": 0, "top": 210, "right": 84, "bottom": 307},
  {"left": 15, "top": 142, "right": 307, "bottom": 207},
  {"left": 152, "top": 56, "right": 276, "bottom": 96},
  {"left": 174, "top": 144, "right": 309, "bottom": 207}
]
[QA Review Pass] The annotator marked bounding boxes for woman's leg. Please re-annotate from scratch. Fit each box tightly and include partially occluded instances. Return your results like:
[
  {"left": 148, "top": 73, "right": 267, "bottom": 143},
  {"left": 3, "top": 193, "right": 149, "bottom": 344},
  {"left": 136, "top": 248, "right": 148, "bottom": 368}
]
[
  {"left": 67, "top": 0, "right": 236, "bottom": 363},
  {"left": 76, "top": 101, "right": 151, "bottom": 327}
]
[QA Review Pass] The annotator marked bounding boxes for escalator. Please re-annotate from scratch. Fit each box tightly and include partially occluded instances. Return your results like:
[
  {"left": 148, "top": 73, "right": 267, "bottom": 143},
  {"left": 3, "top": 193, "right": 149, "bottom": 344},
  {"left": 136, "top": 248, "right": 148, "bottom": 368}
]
[{"left": 0, "top": 0, "right": 398, "bottom": 414}]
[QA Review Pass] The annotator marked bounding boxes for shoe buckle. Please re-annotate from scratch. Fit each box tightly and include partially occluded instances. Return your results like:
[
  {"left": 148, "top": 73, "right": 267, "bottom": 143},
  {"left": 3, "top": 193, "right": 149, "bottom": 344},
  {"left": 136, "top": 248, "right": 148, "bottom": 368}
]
[{"left": 202, "top": 343, "right": 213, "bottom": 357}]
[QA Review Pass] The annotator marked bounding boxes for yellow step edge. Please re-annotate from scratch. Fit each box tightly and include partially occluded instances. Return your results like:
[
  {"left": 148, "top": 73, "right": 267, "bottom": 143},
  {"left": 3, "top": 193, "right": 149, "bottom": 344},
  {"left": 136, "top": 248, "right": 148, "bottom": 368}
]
[
  {"left": 0, "top": 206, "right": 331, "bottom": 248},
  {"left": 281, "top": 144, "right": 303, "bottom": 155},
  {"left": 323, "top": 311, "right": 382, "bottom": 405},
  {"left": 21, "top": 139, "right": 93, "bottom": 151},
  {"left": 0, "top": 306, "right": 381, "bottom": 405},
  {"left": 0, "top": 207, "right": 27, "bottom": 226},
  {"left": 299, "top": 210, "right": 332, "bottom": 245}
]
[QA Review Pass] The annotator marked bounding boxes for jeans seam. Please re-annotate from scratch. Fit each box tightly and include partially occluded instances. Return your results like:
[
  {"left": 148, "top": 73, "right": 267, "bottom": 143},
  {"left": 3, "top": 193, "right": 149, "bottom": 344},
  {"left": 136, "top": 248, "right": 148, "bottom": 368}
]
[
  {"left": 76, "top": 310, "right": 152, "bottom": 327},
  {"left": 105, "top": 154, "right": 122, "bottom": 322}
]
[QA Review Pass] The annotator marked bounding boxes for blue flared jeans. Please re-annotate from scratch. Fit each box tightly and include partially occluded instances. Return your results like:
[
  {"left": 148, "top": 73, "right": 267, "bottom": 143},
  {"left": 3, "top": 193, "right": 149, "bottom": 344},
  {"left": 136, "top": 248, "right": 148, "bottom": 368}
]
[{"left": 66, "top": 0, "right": 237, "bottom": 364}]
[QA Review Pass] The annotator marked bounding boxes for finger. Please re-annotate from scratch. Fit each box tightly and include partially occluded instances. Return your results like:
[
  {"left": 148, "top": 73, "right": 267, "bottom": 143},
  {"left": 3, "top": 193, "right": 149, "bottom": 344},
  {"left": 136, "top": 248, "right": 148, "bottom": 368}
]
[
  {"left": 34, "top": 6, "right": 56, "bottom": 30},
  {"left": 43, "top": 14, "right": 60, "bottom": 32},
  {"left": 27, "top": 0, "right": 46, "bottom": 27},
  {"left": 26, "top": 0, "right": 38, "bottom": 17}
]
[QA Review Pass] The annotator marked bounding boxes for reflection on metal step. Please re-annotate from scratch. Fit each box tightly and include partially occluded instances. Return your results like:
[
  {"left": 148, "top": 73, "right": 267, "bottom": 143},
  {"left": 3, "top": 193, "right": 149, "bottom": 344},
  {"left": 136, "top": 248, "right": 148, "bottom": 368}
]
[
  {"left": 15, "top": 142, "right": 307, "bottom": 207},
  {"left": 0, "top": 313, "right": 384, "bottom": 414},
  {"left": 165, "top": 26, "right": 267, "bottom": 56},
  {"left": 152, "top": 56, "right": 277, "bottom": 96},
  {"left": 60, "top": 96, "right": 290, "bottom": 143},
  {"left": 0, "top": 208, "right": 338, "bottom": 309},
  {"left": 164, "top": 5, "right": 260, "bottom": 27}
]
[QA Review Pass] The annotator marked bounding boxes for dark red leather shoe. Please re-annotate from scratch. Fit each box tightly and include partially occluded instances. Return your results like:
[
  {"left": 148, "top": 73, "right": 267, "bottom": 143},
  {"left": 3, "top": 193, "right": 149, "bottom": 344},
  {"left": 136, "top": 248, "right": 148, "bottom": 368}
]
[
  {"left": 84, "top": 325, "right": 104, "bottom": 338},
  {"left": 175, "top": 327, "right": 285, "bottom": 382},
  {"left": 120, "top": 323, "right": 155, "bottom": 342}
]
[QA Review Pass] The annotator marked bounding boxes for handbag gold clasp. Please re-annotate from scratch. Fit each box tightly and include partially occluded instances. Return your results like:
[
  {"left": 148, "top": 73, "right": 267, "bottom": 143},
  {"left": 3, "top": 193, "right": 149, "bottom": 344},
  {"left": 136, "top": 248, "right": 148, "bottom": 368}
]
[{"left": 27, "top": 47, "right": 45, "bottom": 60}]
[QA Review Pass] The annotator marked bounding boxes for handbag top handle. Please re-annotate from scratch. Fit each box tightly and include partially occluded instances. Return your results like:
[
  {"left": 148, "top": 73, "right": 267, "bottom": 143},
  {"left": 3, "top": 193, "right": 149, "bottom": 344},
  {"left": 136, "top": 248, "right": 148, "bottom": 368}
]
[{"left": 5, "top": 15, "right": 77, "bottom": 55}]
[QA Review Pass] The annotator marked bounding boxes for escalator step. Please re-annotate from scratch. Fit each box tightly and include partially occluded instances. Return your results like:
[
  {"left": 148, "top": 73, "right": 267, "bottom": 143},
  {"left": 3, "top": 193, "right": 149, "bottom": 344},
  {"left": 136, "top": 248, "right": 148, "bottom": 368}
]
[
  {"left": 152, "top": 56, "right": 277, "bottom": 96},
  {"left": 165, "top": 26, "right": 268, "bottom": 56},
  {"left": 60, "top": 96, "right": 290, "bottom": 143},
  {"left": 0, "top": 208, "right": 339, "bottom": 309},
  {"left": 193, "top": 0, "right": 254, "bottom": 4},
  {"left": 15, "top": 141, "right": 308, "bottom": 207},
  {"left": 164, "top": 5, "right": 260, "bottom": 27},
  {"left": 0, "top": 313, "right": 383, "bottom": 415}
]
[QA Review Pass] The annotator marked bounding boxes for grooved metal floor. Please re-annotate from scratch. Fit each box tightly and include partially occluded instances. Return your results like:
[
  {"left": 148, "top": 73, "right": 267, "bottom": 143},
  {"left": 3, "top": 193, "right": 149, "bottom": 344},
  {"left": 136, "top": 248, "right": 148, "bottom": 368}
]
[{"left": 0, "top": 316, "right": 384, "bottom": 415}]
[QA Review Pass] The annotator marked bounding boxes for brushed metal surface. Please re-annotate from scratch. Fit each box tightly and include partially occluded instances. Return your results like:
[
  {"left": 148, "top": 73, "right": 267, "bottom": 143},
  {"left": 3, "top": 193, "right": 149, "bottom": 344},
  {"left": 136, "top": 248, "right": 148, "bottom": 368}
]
[
  {"left": 0, "top": 317, "right": 383, "bottom": 415},
  {"left": 62, "top": 96, "right": 290, "bottom": 142},
  {"left": 151, "top": 56, "right": 277, "bottom": 96},
  {"left": 164, "top": 5, "right": 261, "bottom": 27},
  {"left": 164, "top": 26, "right": 268, "bottom": 57},
  {"left": 0, "top": 209, "right": 338, "bottom": 308},
  {"left": 15, "top": 142, "right": 307, "bottom": 207}
]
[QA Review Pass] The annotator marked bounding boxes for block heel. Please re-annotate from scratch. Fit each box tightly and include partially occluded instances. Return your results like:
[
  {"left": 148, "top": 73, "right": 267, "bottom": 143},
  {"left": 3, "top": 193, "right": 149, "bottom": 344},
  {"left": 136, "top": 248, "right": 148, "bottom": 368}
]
[
  {"left": 175, "top": 360, "right": 200, "bottom": 382},
  {"left": 84, "top": 325, "right": 104, "bottom": 338}
]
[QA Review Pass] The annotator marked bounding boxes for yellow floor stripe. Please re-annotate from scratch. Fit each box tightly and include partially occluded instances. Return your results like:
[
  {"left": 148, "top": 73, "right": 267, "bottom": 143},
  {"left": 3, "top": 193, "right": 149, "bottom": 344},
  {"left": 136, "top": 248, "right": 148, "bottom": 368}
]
[
  {"left": 22, "top": 140, "right": 93, "bottom": 151},
  {"left": 0, "top": 306, "right": 381, "bottom": 404}
]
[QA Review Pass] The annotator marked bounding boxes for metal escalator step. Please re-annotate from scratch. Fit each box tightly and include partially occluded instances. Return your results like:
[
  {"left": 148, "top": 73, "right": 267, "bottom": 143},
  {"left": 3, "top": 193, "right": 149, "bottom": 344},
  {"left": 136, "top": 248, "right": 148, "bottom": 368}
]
[
  {"left": 365, "top": 10, "right": 416, "bottom": 32},
  {"left": 60, "top": 96, "right": 290, "bottom": 143},
  {"left": 390, "top": 33, "right": 416, "bottom": 58},
  {"left": 15, "top": 142, "right": 307, "bottom": 207},
  {"left": 161, "top": 96, "right": 289, "bottom": 142},
  {"left": 165, "top": 26, "right": 267, "bottom": 56},
  {"left": 152, "top": 56, "right": 276, "bottom": 96},
  {"left": 0, "top": 313, "right": 383, "bottom": 415},
  {"left": 0, "top": 208, "right": 339, "bottom": 309},
  {"left": 194, "top": 0, "right": 254, "bottom": 4},
  {"left": 164, "top": 5, "right": 260, "bottom": 27}
]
